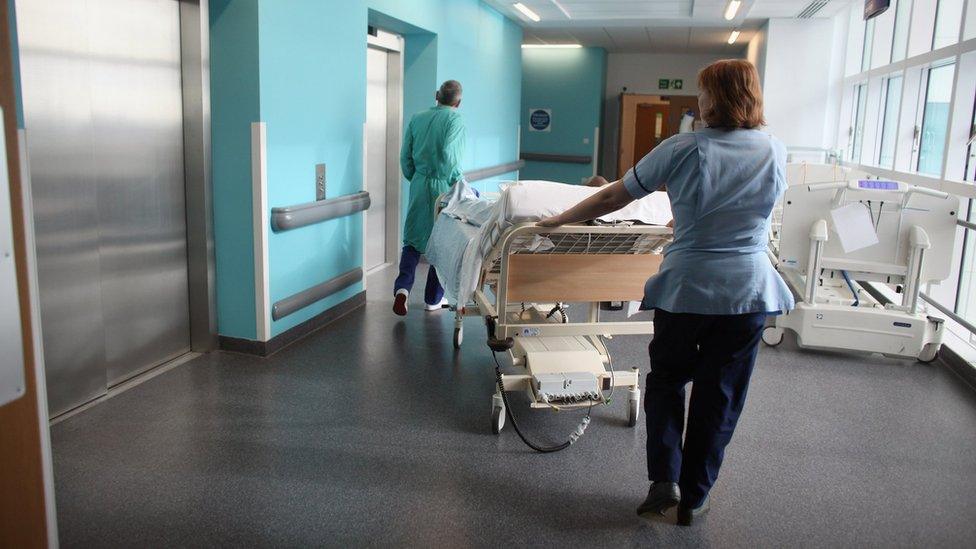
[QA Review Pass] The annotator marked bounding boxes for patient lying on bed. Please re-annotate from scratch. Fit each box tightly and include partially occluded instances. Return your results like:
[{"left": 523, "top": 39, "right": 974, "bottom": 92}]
[{"left": 425, "top": 178, "right": 673, "bottom": 305}]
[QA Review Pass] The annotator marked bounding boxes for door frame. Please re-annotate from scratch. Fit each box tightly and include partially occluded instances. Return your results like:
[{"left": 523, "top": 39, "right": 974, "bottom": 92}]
[
  {"left": 179, "top": 0, "right": 218, "bottom": 352},
  {"left": 365, "top": 29, "right": 403, "bottom": 278}
]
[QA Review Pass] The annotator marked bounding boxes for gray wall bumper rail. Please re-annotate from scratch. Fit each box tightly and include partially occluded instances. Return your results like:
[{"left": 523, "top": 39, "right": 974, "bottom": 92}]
[
  {"left": 271, "top": 191, "right": 371, "bottom": 232},
  {"left": 272, "top": 268, "right": 363, "bottom": 321},
  {"left": 520, "top": 152, "right": 592, "bottom": 164},
  {"left": 464, "top": 160, "right": 524, "bottom": 182}
]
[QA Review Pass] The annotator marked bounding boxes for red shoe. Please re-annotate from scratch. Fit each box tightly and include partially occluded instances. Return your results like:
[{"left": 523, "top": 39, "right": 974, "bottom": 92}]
[{"left": 393, "top": 290, "right": 408, "bottom": 316}]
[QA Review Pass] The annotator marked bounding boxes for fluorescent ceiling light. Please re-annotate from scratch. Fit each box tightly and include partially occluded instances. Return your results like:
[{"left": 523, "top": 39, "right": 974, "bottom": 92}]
[
  {"left": 521, "top": 44, "right": 583, "bottom": 48},
  {"left": 727, "top": 30, "right": 741, "bottom": 44},
  {"left": 724, "top": 0, "right": 742, "bottom": 20},
  {"left": 551, "top": 0, "right": 572, "bottom": 18},
  {"left": 513, "top": 2, "right": 541, "bottom": 22}
]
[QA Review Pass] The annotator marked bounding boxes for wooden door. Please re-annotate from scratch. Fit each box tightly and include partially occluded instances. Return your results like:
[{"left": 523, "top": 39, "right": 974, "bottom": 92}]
[{"left": 633, "top": 103, "right": 671, "bottom": 162}]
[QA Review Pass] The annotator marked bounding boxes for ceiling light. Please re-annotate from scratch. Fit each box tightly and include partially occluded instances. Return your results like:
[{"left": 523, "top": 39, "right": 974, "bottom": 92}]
[
  {"left": 521, "top": 44, "right": 583, "bottom": 48},
  {"left": 513, "top": 2, "right": 541, "bottom": 22},
  {"left": 724, "top": 0, "right": 742, "bottom": 20},
  {"left": 551, "top": 0, "right": 572, "bottom": 18},
  {"left": 727, "top": 30, "right": 741, "bottom": 44}
]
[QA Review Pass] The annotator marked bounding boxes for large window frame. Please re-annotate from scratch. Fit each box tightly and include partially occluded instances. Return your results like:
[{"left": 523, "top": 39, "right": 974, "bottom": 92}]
[{"left": 838, "top": 0, "right": 976, "bottom": 360}]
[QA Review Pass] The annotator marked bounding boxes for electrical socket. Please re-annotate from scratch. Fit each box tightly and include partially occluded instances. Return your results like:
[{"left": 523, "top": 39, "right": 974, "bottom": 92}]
[{"left": 315, "top": 163, "right": 326, "bottom": 200}]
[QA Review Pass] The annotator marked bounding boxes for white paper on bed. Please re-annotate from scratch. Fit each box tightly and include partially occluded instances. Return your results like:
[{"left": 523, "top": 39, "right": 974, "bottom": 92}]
[{"left": 428, "top": 179, "right": 673, "bottom": 305}]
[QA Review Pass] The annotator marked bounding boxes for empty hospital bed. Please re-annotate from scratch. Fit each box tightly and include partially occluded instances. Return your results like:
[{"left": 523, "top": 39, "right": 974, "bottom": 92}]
[
  {"left": 427, "top": 180, "right": 672, "bottom": 444},
  {"left": 765, "top": 166, "right": 959, "bottom": 362}
]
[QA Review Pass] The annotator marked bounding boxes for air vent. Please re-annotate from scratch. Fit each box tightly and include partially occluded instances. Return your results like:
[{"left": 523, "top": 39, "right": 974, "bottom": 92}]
[{"left": 796, "top": 0, "right": 830, "bottom": 18}]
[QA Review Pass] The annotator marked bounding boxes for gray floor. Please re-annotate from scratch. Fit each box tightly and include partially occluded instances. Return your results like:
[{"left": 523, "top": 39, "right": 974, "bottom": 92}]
[{"left": 52, "top": 265, "right": 976, "bottom": 547}]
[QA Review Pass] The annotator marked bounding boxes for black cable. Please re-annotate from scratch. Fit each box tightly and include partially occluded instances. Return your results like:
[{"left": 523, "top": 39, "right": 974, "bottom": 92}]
[{"left": 491, "top": 350, "right": 590, "bottom": 453}]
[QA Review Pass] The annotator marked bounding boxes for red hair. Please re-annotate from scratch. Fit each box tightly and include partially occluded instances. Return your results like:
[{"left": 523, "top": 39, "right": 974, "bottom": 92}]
[{"left": 697, "top": 59, "right": 765, "bottom": 129}]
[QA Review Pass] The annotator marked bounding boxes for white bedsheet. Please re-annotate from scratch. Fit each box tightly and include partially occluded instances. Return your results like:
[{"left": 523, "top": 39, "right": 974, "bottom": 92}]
[{"left": 426, "top": 179, "right": 673, "bottom": 304}]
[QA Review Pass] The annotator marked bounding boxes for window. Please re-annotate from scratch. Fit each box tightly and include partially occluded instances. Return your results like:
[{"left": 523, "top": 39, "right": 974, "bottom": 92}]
[
  {"left": 956, "top": 100, "right": 976, "bottom": 325},
  {"left": 966, "top": 0, "right": 976, "bottom": 40},
  {"left": 917, "top": 62, "right": 955, "bottom": 175},
  {"left": 933, "top": 0, "right": 965, "bottom": 49},
  {"left": 862, "top": 19, "right": 876, "bottom": 72},
  {"left": 891, "top": 0, "right": 912, "bottom": 62},
  {"left": 851, "top": 84, "right": 869, "bottom": 162},
  {"left": 878, "top": 76, "right": 904, "bottom": 168}
]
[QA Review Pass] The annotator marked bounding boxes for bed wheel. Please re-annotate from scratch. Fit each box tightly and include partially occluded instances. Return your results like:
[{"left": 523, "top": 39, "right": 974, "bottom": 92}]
[
  {"left": 453, "top": 326, "right": 463, "bottom": 349},
  {"left": 491, "top": 394, "right": 506, "bottom": 435},
  {"left": 917, "top": 343, "right": 940, "bottom": 364},
  {"left": 627, "top": 388, "right": 640, "bottom": 427},
  {"left": 761, "top": 327, "right": 784, "bottom": 347}
]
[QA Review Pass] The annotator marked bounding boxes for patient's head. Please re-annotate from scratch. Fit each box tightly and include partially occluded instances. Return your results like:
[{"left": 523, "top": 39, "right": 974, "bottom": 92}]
[{"left": 696, "top": 59, "right": 764, "bottom": 130}]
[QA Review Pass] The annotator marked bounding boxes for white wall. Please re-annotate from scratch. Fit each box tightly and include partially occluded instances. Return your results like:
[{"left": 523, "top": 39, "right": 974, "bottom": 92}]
[
  {"left": 747, "top": 23, "right": 768, "bottom": 85},
  {"left": 762, "top": 18, "right": 840, "bottom": 150},
  {"left": 601, "top": 52, "right": 734, "bottom": 176}
]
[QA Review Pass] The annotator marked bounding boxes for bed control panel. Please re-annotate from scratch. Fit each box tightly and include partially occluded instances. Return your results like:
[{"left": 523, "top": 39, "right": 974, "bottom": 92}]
[{"left": 535, "top": 372, "right": 601, "bottom": 404}]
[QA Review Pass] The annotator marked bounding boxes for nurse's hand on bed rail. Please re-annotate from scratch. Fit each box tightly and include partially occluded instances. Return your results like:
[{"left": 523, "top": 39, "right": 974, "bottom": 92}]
[{"left": 537, "top": 179, "right": 636, "bottom": 228}]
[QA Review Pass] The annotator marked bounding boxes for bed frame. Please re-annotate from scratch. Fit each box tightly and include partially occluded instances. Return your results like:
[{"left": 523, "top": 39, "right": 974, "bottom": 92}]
[{"left": 451, "top": 222, "right": 672, "bottom": 433}]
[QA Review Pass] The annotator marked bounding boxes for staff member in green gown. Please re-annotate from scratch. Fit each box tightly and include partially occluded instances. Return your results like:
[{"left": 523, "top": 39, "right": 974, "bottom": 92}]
[{"left": 392, "top": 80, "right": 466, "bottom": 316}]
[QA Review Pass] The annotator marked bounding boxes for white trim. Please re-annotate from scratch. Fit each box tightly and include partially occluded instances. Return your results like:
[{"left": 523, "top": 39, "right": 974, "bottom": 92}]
[
  {"left": 362, "top": 121, "right": 368, "bottom": 290},
  {"left": 592, "top": 126, "right": 600, "bottom": 177},
  {"left": 17, "top": 129, "right": 59, "bottom": 547},
  {"left": 516, "top": 124, "right": 521, "bottom": 181},
  {"left": 251, "top": 122, "right": 271, "bottom": 341}
]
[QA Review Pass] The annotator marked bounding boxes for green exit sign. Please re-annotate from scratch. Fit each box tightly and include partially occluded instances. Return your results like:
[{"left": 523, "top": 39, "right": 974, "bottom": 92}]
[
  {"left": 658, "top": 78, "right": 670, "bottom": 89},
  {"left": 672, "top": 79, "right": 683, "bottom": 90}
]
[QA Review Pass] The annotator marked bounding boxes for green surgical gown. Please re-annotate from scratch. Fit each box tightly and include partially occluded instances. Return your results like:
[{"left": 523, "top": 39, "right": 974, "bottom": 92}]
[{"left": 400, "top": 105, "right": 466, "bottom": 252}]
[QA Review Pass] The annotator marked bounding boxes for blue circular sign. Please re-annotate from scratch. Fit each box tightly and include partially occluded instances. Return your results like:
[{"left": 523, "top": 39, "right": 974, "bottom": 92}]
[{"left": 530, "top": 109, "right": 550, "bottom": 131}]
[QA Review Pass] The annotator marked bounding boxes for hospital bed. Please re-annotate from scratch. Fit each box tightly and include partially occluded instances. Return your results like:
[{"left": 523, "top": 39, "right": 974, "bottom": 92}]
[
  {"left": 764, "top": 171, "right": 958, "bottom": 363},
  {"left": 427, "top": 180, "right": 672, "bottom": 440}
]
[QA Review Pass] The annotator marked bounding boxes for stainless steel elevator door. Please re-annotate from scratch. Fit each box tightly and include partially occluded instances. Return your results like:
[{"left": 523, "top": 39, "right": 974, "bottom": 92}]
[
  {"left": 18, "top": 0, "right": 191, "bottom": 415},
  {"left": 365, "top": 46, "right": 389, "bottom": 272}
]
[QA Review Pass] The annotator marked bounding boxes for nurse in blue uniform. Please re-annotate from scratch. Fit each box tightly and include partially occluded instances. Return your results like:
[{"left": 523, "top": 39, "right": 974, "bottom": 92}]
[{"left": 538, "top": 59, "right": 794, "bottom": 526}]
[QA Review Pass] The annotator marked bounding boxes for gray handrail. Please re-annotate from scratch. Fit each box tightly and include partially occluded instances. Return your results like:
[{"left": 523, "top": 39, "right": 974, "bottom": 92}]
[
  {"left": 271, "top": 268, "right": 363, "bottom": 321},
  {"left": 464, "top": 160, "right": 524, "bottom": 182},
  {"left": 520, "top": 152, "right": 592, "bottom": 164},
  {"left": 919, "top": 292, "right": 976, "bottom": 335},
  {"left": 271, "top": 191, "right": 371, "bottom": 232},
  {"left": 958, "top": 219, "right": 976, "bottom": 231}
]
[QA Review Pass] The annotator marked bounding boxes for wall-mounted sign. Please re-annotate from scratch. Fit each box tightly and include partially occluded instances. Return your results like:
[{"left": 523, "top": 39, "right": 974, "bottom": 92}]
[
  {"left": 529, "top": 108, "right": 551, "bottom": 132},
  {"left": 672, "top": 79, "right": 683, "bottom": 90},
  {"left": 864, "top": 0, "right": 890, "bottom": 20},
  {"left": 658, "top": 79, "right": 670, "bottom": 90}
]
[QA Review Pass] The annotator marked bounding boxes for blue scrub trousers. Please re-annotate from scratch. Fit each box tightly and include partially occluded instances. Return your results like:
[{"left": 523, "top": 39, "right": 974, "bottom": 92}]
[
  {"left": 394, "top": 246, "right": 444, "bottom": 306},
  {"left": 645, "top": 309, "right": 766, "bottom": 508}
]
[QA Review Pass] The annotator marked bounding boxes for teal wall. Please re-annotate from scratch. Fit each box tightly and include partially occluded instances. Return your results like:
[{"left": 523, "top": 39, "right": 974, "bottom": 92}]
[
  {"left": 210, "top": 0, "right": 262, "bottom": 339},
  {"left": 520, "top": 47, "right": 606, "bottom": 184},
  {"left": 211, "top": 0, "right": 522, "bottom": 339}
]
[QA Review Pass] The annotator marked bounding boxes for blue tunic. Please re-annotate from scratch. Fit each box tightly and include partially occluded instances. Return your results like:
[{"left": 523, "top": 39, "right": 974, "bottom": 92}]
[{"left": 623, "top": 128, "right": 794, "bottom": 315}]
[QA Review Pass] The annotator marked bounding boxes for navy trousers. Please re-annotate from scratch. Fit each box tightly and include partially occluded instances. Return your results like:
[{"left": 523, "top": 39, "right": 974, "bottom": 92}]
[
  {"left": 393, "top": 245, "right": 444, "bottom": 306},
  {"left": 645, "top": 309, "right": 766, "bottom": 508}
]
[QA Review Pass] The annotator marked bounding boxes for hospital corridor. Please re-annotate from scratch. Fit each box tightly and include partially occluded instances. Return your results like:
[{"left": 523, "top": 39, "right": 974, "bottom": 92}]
[{"left": 1, "top": 1, "right": 975, "bottom": 547}]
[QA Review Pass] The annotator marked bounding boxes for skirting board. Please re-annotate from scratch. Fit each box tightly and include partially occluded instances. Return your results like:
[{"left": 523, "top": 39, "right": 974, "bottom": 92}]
[
  {"left": 219, "top": 291, "right": 365, "bottom": 357},
  {"left": 941, "top": 344, "right": 976, "bottom": 392}
]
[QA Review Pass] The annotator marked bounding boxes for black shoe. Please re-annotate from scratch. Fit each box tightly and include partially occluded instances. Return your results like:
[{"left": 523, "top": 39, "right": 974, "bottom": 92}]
[
  {"left": 676, "top": 495, "right": 710, "bottom": 526},
  {"left": 636, "top": 482, "right": 680, "bottom": 519}
]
